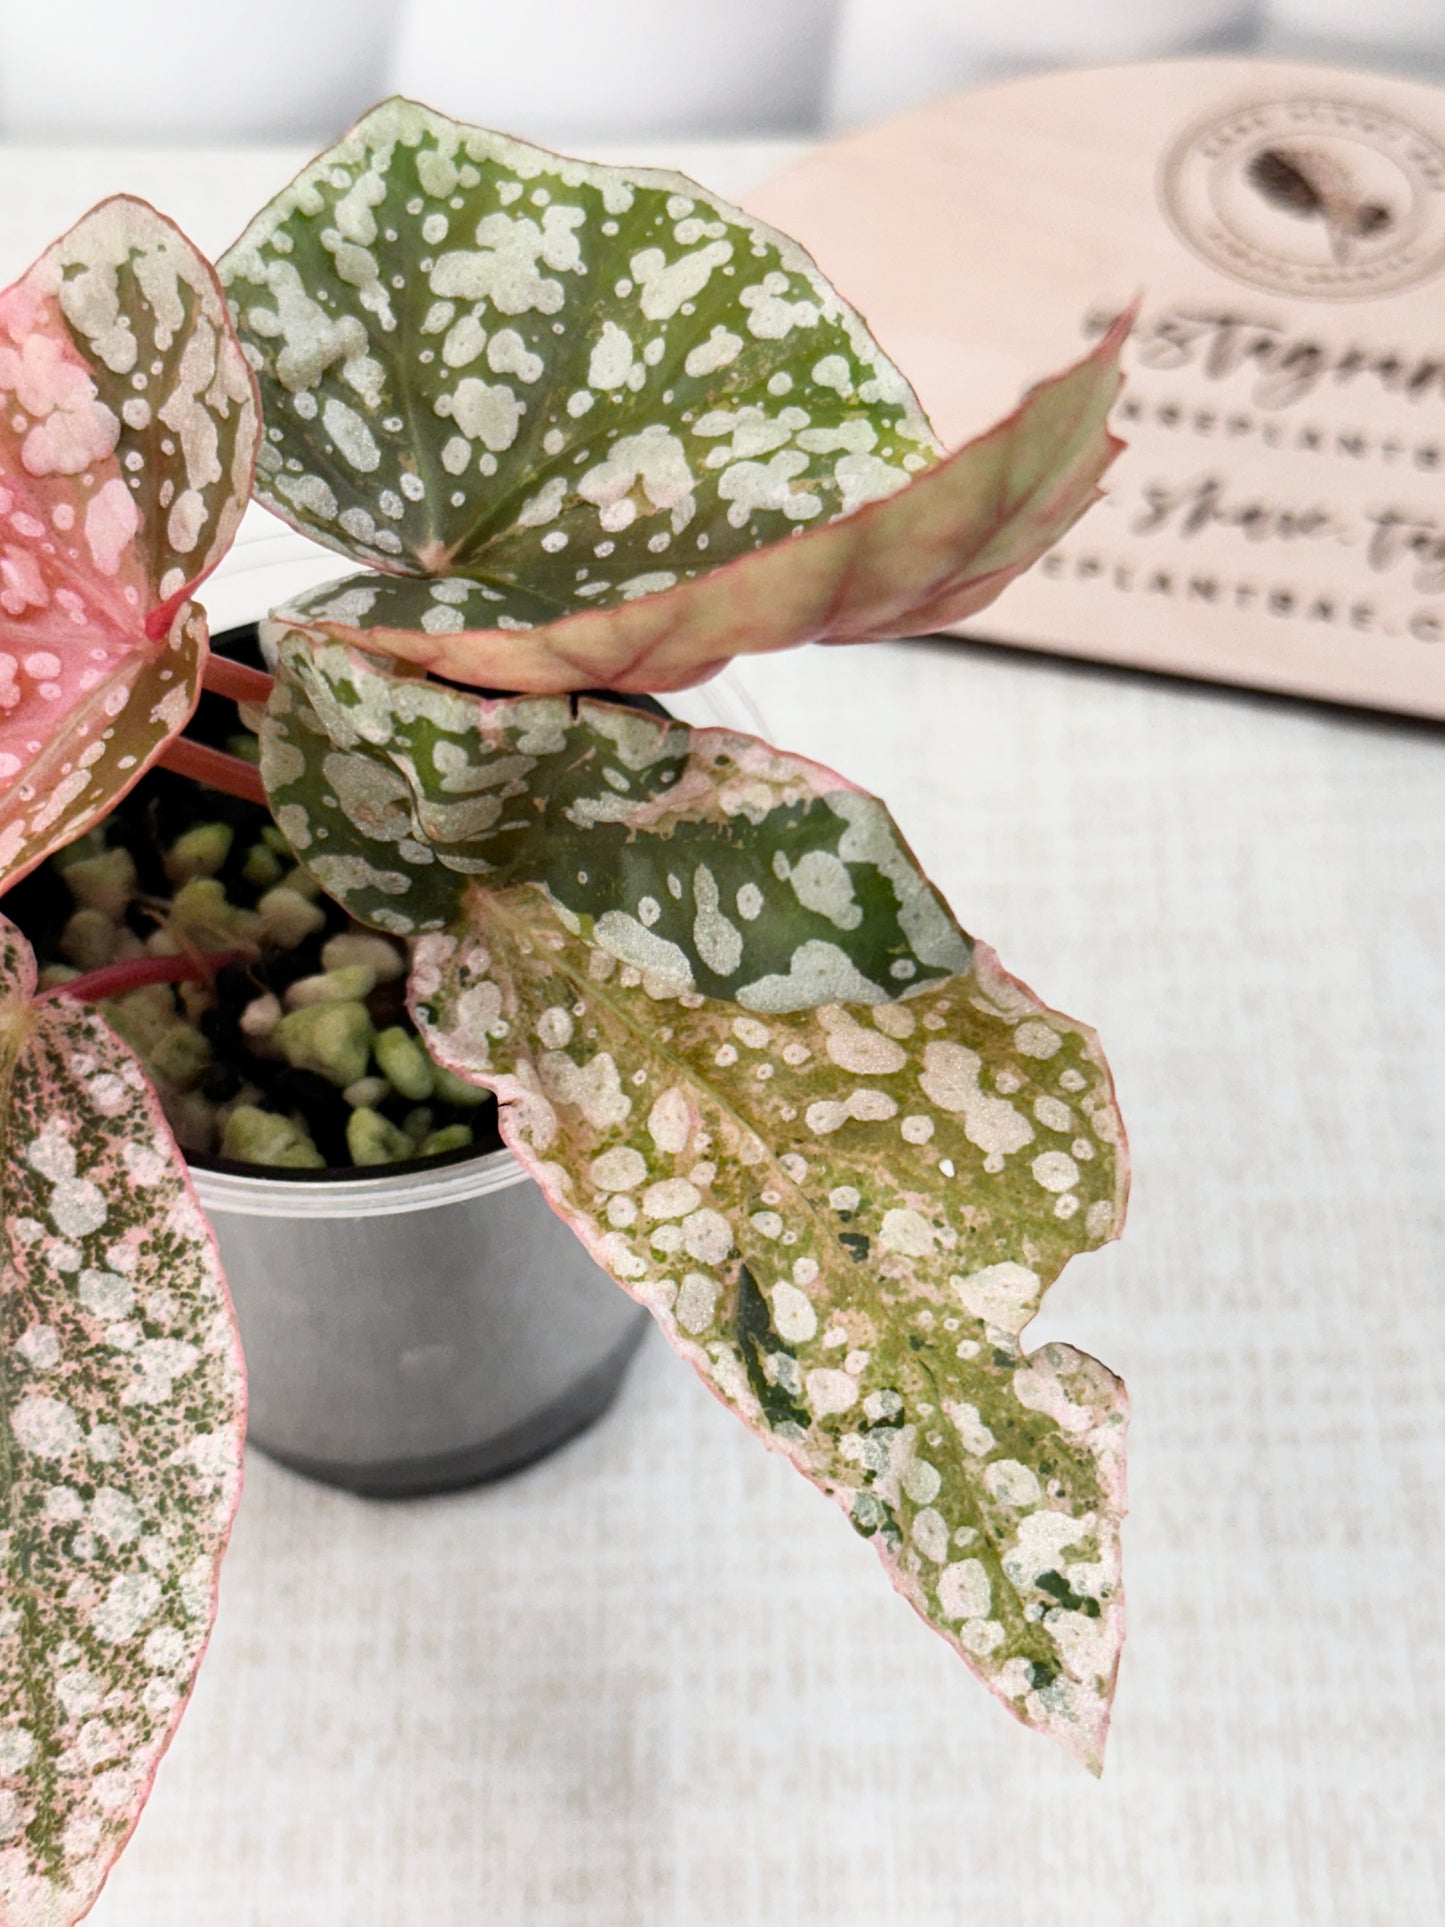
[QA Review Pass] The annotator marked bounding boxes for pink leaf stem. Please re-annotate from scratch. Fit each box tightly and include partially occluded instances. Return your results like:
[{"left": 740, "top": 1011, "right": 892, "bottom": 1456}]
[
  {"left": 201, "top": 654, "right": 274, "bottom": 707},
  {"left": 38, "top": 946, "right": 255, "bottom": 1005},
  {"left": 156, "top": 734, "right": 267, "bottom": 805}
]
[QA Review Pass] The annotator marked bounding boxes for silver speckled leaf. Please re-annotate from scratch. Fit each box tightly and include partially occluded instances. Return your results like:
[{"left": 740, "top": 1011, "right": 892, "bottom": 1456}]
[
  {"left": 411, "top": 890, "right": 1128, "bottom": 1768},
  {"left": 221, "top": 96, "right": 1125, "bottom": 692},
  {"left": 258, "top": 638, "right": 1129, "bottom": 1765},
  {"left": 260, "top": 639, "right": 969, "bottom": 1004},
  {"left": 0, "top": 198, "right": 260, "bottom": 893},
  {"left": 0, "top": 916, "right": 246, "bottom": 1927}
]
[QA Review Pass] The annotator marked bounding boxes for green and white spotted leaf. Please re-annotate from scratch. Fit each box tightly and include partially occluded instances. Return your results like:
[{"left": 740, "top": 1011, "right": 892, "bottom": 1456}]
[
  {"left": 0, "top": 916, "right": 246, "bottom": 1927},
  {"left": 222, "top": 96, "right": 1126, "bottom": 692},
  {"left": 258, "top": 638, "right": 1129, "bottom": 1762},
  {"left": 0, "top": 197, "right": 260, "bottom": 892},
  {"left": 260, "top": 638, "right": 969, "bottom": 1004},
  {"left": 409, "top": 887, "right": 1128, "bottom": 1768}
]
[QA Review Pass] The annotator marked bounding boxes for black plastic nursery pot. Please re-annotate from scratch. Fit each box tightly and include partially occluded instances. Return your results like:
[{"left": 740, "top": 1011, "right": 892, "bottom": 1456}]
[{"left": 12, "top": 618, "right": 650, "bottom": 1499}]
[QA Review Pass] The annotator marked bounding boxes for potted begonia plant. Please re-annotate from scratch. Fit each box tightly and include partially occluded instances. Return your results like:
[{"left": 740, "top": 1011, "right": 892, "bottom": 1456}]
[{"left": 0, "top": 99, "right": 1131, "bottom": 1926}]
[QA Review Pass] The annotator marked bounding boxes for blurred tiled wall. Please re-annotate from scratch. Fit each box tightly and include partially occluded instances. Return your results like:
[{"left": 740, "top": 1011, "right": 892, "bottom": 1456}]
[{"left": 0, "top": 0, "right": 1441, "bottom": 144}]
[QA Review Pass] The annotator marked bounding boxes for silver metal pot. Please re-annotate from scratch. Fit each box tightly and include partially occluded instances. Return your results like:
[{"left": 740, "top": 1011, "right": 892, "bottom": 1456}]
[{"left": 191, "top": 1151, "right": 649, "bottom": 1497}]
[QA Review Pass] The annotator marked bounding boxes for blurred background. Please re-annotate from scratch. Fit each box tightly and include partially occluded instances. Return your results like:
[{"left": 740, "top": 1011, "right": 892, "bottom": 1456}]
[{"left": 0, "top": 0, "right": 1441, "bottom": 148}]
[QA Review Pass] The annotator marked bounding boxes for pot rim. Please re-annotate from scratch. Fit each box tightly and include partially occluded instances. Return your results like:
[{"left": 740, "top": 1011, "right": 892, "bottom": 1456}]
[{"left": 189, "top": 1143, "right": 532, "bottom": 1219}]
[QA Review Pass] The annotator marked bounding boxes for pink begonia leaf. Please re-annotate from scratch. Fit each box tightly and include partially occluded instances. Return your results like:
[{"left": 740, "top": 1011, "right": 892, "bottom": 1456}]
[
  {"left": 0, "top": 916, "right": 246, "bottom": 1926},
  {"left": 220, "top": 97, "right": 1125, "bottom": 695},
  {"left": 261, "top": 639, "right": 1130, "bottom": 1766},
  {"left": 0, "top": 198, "right": 260, "bottom": 893}
]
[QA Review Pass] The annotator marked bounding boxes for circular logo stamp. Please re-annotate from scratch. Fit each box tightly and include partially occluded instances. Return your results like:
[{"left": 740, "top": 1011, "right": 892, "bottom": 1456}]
[{"left": 1160, "top": 94, "right": 1445, "bottom": 300}]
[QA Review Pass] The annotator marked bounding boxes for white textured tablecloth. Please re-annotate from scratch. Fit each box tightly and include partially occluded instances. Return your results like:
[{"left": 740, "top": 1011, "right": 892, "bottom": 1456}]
[{"left": 1, "top": 141, "right": 1441, "bottom": 1927}]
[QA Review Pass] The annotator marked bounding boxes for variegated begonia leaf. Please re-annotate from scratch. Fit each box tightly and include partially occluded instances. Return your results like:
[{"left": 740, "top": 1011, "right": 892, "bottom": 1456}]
[
  {"left": 260, "top": 638, "right": 968, "bottom": 1001},
  {"left": 260, "top": 641, "right": 1129, "bottom": 1766},
  {"left": 221, "top": 95, "right": 1126, "bottom": 693},
  {"left": 0, "top": 916, "right": 245, "bottom": 1925},
  {"left": 0, "top": 198, "right": 260, "bottom": 893}
]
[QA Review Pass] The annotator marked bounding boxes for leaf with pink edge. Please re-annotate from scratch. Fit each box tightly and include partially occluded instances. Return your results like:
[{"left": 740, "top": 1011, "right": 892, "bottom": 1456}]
[
  {"left": 411, "top": 889, "right": 1129, "bottom": 1768},
  {"left": 257, "top": 641, "right": 1129, "bottom": 1765},
  {"left": 0, "top": 197, "right": 260, "bottom": 893},
  {"left": 0, "top": 915, "right": 246, "bottom": 1927},
  {"left": 221, "top": 96, "right": 1125, "bottom": 693}
]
